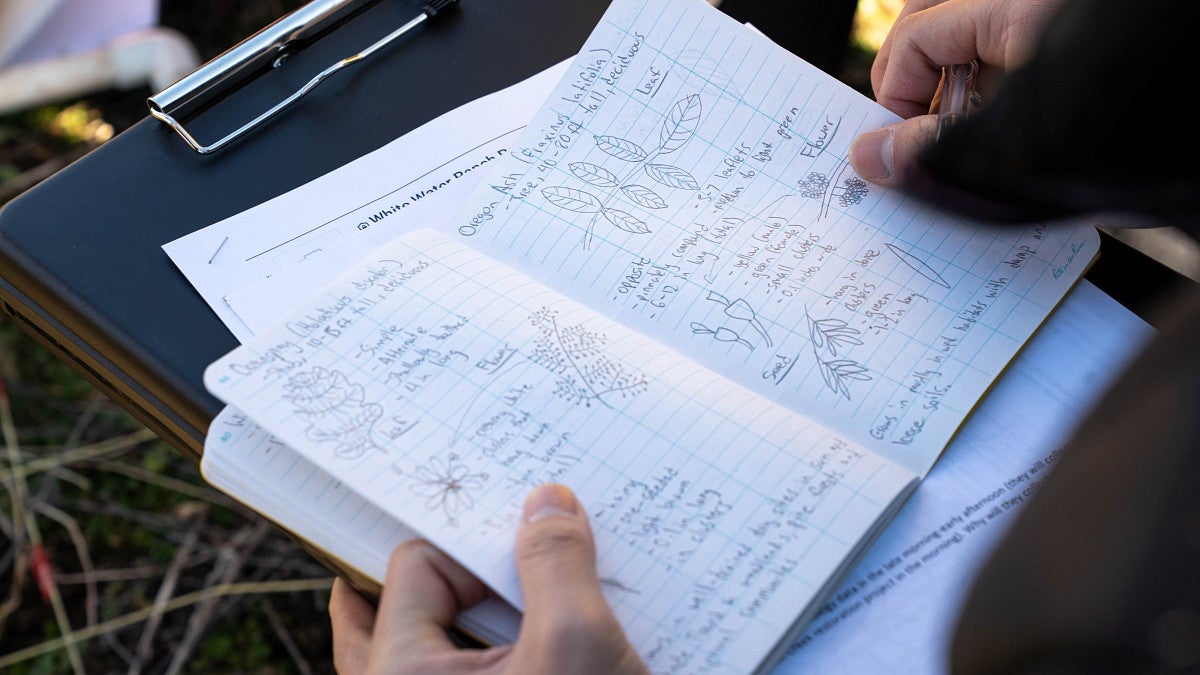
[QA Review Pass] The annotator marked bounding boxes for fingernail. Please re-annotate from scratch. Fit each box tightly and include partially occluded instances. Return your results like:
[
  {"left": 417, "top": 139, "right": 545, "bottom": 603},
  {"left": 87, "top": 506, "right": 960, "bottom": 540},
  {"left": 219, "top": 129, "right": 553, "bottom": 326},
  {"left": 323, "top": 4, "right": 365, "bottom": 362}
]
[
  {"left": 849, "top": 127, "right": 895, "bottom": 181},
  {"left": 522, "top": 483, "right": 579, "bottom": 523}
]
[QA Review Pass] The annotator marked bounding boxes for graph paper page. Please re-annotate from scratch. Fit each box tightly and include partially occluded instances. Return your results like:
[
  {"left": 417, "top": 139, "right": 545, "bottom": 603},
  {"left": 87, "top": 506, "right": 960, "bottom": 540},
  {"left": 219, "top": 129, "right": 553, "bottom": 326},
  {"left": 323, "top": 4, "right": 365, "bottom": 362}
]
[
  {"left": 205, "top": 229, "right": 917, "bottom": 674},
  {"left": 453, "top": 0, "right": 1098, "bottom": 476}
]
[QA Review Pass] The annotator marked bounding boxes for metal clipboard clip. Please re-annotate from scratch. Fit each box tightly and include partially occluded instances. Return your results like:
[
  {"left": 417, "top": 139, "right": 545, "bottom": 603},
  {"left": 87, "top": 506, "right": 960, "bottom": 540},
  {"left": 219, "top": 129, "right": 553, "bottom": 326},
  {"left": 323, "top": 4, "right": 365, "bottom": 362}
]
[{"left": 147, "top": 0, "right": 458, "bottom": 155}]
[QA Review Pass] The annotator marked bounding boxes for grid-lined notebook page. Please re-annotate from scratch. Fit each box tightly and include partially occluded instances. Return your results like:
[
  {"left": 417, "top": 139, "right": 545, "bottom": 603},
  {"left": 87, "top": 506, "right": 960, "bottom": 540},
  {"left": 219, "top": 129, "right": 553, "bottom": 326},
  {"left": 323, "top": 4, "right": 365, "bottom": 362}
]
[
  {"left": 205, "top": 229, "right": 917, "bottom": 674},
  {"left": 453, "top": 0, "right": 1099, "bottom": 476},
  {"left": 201, "top": 406, "right": 523, "bottom": 645}
]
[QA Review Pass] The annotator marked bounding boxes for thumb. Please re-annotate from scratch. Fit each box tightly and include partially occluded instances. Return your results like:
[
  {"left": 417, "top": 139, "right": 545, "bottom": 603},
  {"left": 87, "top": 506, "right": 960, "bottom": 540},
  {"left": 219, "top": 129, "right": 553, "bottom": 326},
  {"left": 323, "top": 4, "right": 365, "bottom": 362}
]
[
  {"left": 514, "top": 483, "right": 608, "bottom": 621},
  {"left": 849, "top": 114, "right": 939, "bottom": 188},
  {"left": 511, "top": 484, "right": 647, "bottom": 673}
]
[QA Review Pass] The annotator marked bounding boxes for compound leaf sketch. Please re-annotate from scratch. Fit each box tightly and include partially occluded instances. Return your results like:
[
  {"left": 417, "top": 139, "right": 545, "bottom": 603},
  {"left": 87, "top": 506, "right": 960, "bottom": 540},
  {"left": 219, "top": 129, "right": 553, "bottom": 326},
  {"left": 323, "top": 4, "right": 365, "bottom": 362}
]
[
  {"left": 817, "top": 358, "right": 872, "bottom": 401},
  {"left": 541, "top": 94, "right": 704, "bottom": 249},
  {"left": 405, "top": 453, "right": 489, "bottom": 528},
  {"left": 659, "top": 94, "right": 701, "bottom": 153},
  {"left": 542, "top": 186, "right": 603, "bottom": 214},
  {"left": 570, "top": 161, "right": 620, "bottom": 188},
  {"left": 284, "top": 366, "right": 384, "bottom": 459},
  {"left": 603, "top": 209, "right": 651, "bottom": 234},
  {"left": 621, "top": 184, "right": 668, "bottom": 209},
  {"left": 644, "top": 163, "right": 699, "bottom": 190},
  {"left": 595, "top": 135, "right": 649, "bottom": 162}
]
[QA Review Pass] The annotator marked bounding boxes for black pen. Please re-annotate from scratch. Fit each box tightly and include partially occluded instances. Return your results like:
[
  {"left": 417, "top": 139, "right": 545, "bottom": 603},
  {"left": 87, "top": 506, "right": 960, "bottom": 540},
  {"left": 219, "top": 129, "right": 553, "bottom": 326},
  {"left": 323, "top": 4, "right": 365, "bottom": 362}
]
[{"left": 936, "top": 59, "right": 980, "bottom": 140}]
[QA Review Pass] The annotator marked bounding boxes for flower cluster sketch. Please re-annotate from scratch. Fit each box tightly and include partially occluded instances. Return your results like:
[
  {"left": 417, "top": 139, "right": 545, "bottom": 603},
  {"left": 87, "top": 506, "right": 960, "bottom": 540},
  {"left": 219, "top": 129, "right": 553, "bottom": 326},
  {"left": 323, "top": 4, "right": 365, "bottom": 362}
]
[
  {"left": 284, "top": 366, "right": 384, "bottom": 459},
  {"left": 401, "top": 453, "right": 489, "bottom": 527},
  {"left": 837, "top": 176, "right": 869, "bottom": 208},
  {"left": 797, "top": 166, "right": 870, "bottom": 217},
  {"left": 805, "top": 310, "right": 871, "bottom": 400},
  {"left": 542, "top": 94, "right": 703, "bottom": 249},
  {"left": 528, "top": 307, "right": 648, "bottom": 408},
  {"left": 797, "top": 172, "right": 831, "bottom": 200}
]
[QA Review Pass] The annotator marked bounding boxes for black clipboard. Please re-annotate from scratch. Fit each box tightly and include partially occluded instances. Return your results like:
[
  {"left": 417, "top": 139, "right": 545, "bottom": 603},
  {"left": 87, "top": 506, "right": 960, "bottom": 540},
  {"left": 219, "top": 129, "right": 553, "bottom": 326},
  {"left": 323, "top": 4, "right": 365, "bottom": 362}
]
[{"left": 0, "top": 0, "right": 610, "bottom": 462}]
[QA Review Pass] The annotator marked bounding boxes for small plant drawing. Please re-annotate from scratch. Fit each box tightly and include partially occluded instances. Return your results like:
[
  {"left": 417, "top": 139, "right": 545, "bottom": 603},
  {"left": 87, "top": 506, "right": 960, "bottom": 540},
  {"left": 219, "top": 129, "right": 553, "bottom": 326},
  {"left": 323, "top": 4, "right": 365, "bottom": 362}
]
[
  {"left": 885, "top": 243, "right": 951, "bottom": 289},
  {"left": 704, "top": 290, "right": 773, "bottom": 346},
  {"left": 814, "top": 357, "right": 872, "bottom": 400},
  {"left": 797, "top": 172, "right": 831, "bottom": 200},
  {"left": 403, "top": 453, "right": 489, "bottom": 527},
  {"left": 284, "top": 366, "right": 384, "bottom": 459},
  {"left": 542, "top": 94, "right": 702, "bottom": 250},
  {"left": 836, "top": 175, "right": 869, "bottom": 208},
  {"left": 806, "top": 315, "right": 863, "bottom": 357},
  {"left": 805, "top": 310, "right": 871, "bottom": 400},
  {"left": 528, "top": 307, "right": 648, "bottom": 407},
  {"left": 690, "top": 322, "right": 754, "bottom": 350}
]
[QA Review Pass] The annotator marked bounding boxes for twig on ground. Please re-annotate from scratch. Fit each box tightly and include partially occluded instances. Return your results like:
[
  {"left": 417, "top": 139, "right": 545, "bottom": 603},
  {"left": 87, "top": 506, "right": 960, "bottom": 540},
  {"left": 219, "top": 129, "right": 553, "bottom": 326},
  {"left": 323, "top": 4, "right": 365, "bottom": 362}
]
[
  {"left": 262, "top": 597, "right": 315, "bottom": 675},
  {"left": 0, "top": 545, "right": 29, "bottom": 632},
  {"left": 164, "top": 520, "right": 271, "bottom": 675},
  {"left": 0, "top": 428, "right": 157, "bottom": 485},
  {"left": 53, "top": 564, "right": 166, "bottom": 585},
  {"left": 70, "top": 497, "right": 215, "bottom": 539},
  {"left": 30, "top": 498, "right": 99, "bottom": 628},
  {"left": 0, "top": 374, "right": 85, "bottom": 674},
  {"left": 84, "top": 458, "right": 241, "bottom": 508},
  {"left": 0, "top": 577, "right": 334, "bottom": 670},
  {"left": 63, "top": 396, "right": 108, "bottom": 450},
  {"left": 128, "top": 512, "right": 204, "bottom": 675}
]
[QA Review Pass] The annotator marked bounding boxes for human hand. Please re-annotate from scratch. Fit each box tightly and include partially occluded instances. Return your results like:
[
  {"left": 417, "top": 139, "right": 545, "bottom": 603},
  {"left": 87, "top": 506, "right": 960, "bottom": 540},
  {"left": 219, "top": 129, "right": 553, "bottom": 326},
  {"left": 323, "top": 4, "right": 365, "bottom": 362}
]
[
  {"left": 328, "top": 483, "right": 649, "bottom": 675},
  {"left": 849, "top": 0, "right": 1064, "bottom": 186}
]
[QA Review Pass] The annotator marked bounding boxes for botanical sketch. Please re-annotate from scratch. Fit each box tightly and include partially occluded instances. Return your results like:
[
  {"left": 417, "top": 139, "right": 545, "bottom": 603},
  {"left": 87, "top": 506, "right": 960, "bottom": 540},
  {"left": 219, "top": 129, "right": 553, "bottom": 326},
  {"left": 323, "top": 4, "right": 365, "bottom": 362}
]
[
  {"left": 284, "top": 366, "right": 384, "bottom": 459},
  {"left": 394, "top": 453, "right": 489, "bottom": 528},
  {"left": 541, "top": 94, "right": 703, "bottom": 249},
  {"left": 805, "top": 310, "right": 871, "bottom": 400},
  {"left": 797, "top": 160, "right": 870, "bottom": 218},
  {"left": 690, "top": 290, "right": 774, "bottom": 350},
  {"left": 529, "top": 307, "right": 649, "bottom": 407}
]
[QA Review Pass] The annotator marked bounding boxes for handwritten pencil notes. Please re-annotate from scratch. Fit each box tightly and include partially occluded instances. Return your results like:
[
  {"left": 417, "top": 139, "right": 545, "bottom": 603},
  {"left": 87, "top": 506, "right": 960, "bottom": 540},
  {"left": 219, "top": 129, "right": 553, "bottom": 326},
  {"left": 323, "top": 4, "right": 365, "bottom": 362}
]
[
  {"left": 201, "top": 0, "right": 1101, "bottom": 671},
  {"left": 201, "top": 405, "right": 524, "bottom": 646},
  {"left": 205, "top": 229, "right": 918, "bottom": 674},
  {"left": 452, "top": 0, "right": 1099, "bottom": 475}
]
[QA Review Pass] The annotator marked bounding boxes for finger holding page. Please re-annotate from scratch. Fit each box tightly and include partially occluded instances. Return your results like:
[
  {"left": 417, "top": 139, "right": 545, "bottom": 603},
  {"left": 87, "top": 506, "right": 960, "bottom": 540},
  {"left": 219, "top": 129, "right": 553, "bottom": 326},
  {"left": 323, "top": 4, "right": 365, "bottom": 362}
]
[
  {"left": 370, "top": 541, "right": 501, "bottom": 670},
  {"left": 853, "top": 0, "right": 1064, "bottom": 186},
  {"left": 509, "top": 484, "right": 647, "bottom": 675},
  {"left": 329, "top": 578, "right": 377, "bottom": 674},
  {"left": 871, "top": 0, "right": 1062, "bottom": 118}
]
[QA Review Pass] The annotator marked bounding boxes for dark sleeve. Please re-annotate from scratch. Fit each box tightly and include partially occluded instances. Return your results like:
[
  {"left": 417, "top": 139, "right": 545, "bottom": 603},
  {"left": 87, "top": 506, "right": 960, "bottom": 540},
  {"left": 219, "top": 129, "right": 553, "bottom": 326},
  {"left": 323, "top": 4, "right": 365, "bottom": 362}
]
[
  {"left": 950, "top": 283, "right": 1200, "bottom": 674},
  {"left": 905, "top": 0, "right": 1200, "bottom": 232}
]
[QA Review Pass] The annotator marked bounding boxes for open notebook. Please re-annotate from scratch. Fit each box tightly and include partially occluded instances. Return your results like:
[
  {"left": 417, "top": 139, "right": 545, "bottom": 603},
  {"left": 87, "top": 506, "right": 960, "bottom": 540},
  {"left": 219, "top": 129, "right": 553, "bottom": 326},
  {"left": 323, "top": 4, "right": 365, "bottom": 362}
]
[{"left": 198, "top": 0, "right": 1100, "bottom": 672}]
